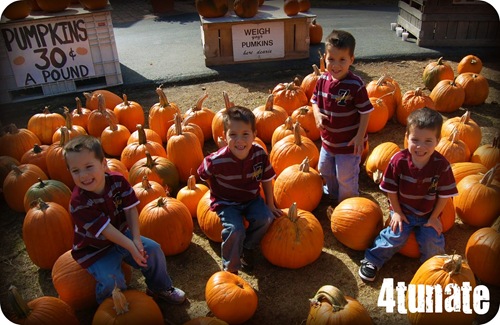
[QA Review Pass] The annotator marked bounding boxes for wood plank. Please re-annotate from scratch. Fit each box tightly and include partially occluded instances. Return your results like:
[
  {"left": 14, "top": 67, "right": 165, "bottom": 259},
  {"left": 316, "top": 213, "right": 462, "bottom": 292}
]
[
  {"left": 219, "top": 28, "right": 233, "bottom": 58},
  {"left": 201, "top": 26, "right": 220, "bottom": 59}
]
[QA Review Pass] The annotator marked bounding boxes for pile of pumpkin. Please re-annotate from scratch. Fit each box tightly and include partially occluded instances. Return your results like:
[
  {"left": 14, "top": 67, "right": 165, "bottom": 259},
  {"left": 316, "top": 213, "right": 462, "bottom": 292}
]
[
  {"left": 196, "top": 0, "right": 312, "bottom": 19},
  {"left": 0, "top": 53, "right": 499, "bottom": 324}
]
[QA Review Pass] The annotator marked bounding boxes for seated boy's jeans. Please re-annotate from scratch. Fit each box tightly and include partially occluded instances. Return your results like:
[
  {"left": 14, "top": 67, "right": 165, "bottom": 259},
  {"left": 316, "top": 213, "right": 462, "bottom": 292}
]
[
  {"left": 86, "top": 229, "right": 173, "bottom": 304},
  {"left": 364, "top": 212, "right": 445, "bottom": 269},
  {"left": 217, "top": 196, "right": 274, "bottom": 273},
  {"left": 317, "top": 147, "right": 360, "bottom": 203}
]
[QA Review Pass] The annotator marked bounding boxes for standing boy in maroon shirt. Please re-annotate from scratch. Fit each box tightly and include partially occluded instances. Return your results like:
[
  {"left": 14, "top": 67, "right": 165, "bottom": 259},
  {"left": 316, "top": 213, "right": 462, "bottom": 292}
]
[{"left": 198, "top": 106, "right": 282, "bottom": 274}]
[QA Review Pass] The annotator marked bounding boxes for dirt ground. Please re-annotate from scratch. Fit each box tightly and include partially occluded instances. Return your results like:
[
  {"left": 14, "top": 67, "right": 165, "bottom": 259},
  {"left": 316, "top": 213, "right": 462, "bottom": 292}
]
[{"left": 0, "top": 57, "right": 499, "bottom": 325}]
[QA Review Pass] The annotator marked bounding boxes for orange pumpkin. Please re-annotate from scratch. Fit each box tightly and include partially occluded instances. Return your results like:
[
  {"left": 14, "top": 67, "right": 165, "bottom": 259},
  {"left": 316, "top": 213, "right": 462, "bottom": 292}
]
[
  {"left": 272, "top": 78, "right": 309, "bottom": 115},
  {"left": 253, "top": 94, "right": 288, "bottom": 143},
  {"left": 364, "top": 142, "right": 400, "bottom": 184},
  {"left": 329, "top": 197, "right": 383, "bottom": 251},
  {"left": 0, "top": 124, "right": 41, "bottom": 162},
  {"left": 113, "top": 94, "right": 145, "bottom": 133},
  {"left": 3, "top": 0, "right": 32, "bottom": 20},
  {"left": 0, "top": 156, "right": 20, "bottom": 189},
  {"left": 283, "top": 0, "right": 300, "bottom": 16},
  {"left": 46, "top": 127, "right": 75, "bottom": 189},
  {"left": 195, "top": 0, "right": 229, "bottom": 18},
  {"left": 139, "top": 197, "right": 193, "bottom": 256},
  {"left": 184, "top": 92, "right": 216, "bottom": 141},
  {"left": 273, "top": 157, "right": 323, "bottom": 212},
  {"left": 52, "top": 107, "right": 87, "bottom": 143},
  {"left": 465, "top": 217, "right": 500, "bottom": 286},
  {"left": 307, "top": 285, "right": 373, "bottom": 325},
  {"left": 435, "top": 128, "right": 470, "bottom": 164},
  {"left": 27, "top": 107, "right": 65, "bottom": 145},
  {"left": 167, "top": 114, "right": 205, "bottom": 147},
  {"left": 148, "top": 87, "right": 181, "bottom": 143},
  {"left": 455, "top": 166, "right": 500, "bottom": 228},
  {"left": 398, "top": 87, "right": 434, "bottom": 126},
  {"left": 127, "top": 127, "right": 163, "bottom": 145},
  {"left": 3, "top": 164, "right": 48, "bottom": 213},
  {"left": 301, "top": 64, "right": 322, "bottom": 100},
  {"left": 205, "top": 271, "right": 258, "bottom": 324},
  {"left": 23, "top": 199, "right": 73, "bottom": 269},
  {"left": 269, "top": 122, "right": 319, "bottom": 176},
  {"left": 422, "top": 57, "right": 454, "bottom": 91},
  {"left": 70, "top": 97, "right": 91, "bottom": 131},
  {"left": 367, "top": 97, "right": 388, "bottom": 133},
  {"left": 429, "top": 79, "right": 465, "bottom": 113},
  {"left": 92, "top": 287, "right": 164, "bottom": 325},
  {"left": 454, "top": 72, "right": 489, "bottom": 106},
  {"left": 167, "top": 114, "right": 205, "bottom": 183},
  {"left": 121, "top": 124, "right": 167, "bottom": 170},
  {"left": 234, "top": 0, "right": 259, "bottom": 18},
  {"left": 366, "top": 75, "right": 402, "bottom": 121},
  {"left": 106, "top": 158, "right": 129, "bottom": 180},
  {"left": 261, "top": 202, "right": 324, "bottom": 269},
  {"left": 176, "top": 175, "right": 209, "bottom": 218},
  {"left": 87, "top": 94, "right": 119, "bottom": 138},
  {"left": 20, "top": 144, "right": 49, "bottom": 176},
  {"left": 35, "top": 0, "right": 70, "bottom": 12},
  {"left": 298, "top": 0, "right": 310, "bottom": 12},
  {"left": 271, "top": 116, "right": 306, "bottom": 147},
  {"left": 23, "top": 178, "right": 72, "bottom": 213},
  {"left": 128, "top": 151, "right": 180, "bottom": 195},
  {"left": 441, "top": 110, "right": 482, "bottom": 154},
  {"left": 450, "top": 161, "right": 487, "bottom": 185},
  {"left": 471, "top": 137, "right": 500, "bottom": 169},
  {"left": 406, "top": 254, "right": 476, "bottom": 325},
  {"left": 309, "top": 19, "right": 323, "bottom": 45},
  {"left": 197, "top": 191, "right": 224, "bottom": 242},
  {"left": 51, "top": 250, "right": 132, "bottom": 311},
  {"left": 211, "top": 91, "right": 235, "bottom": 143},
  {"left": 100, "top": 116, "right": 131, "bottom": 157},
  {"left": 83, "top": 89, "right": 122, "bottom": 111},
  {"left": 132, "top": 175, "right": 167, "bottom": 213},
  {"left": 291, "top": 105, "right": 320, "bottom": 141},
  {"left": 457, "top": 54, "right": 483, "bottom": 74},
  {"left": 7, "top": 286, "right": 79, "bottom": 325}
]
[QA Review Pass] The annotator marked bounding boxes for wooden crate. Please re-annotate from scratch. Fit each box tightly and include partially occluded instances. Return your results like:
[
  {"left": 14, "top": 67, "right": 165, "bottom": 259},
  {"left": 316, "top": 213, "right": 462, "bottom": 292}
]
[
  {"left": 200, "top": 0, "right": 315, "bottom": 66},
  {"left": 397, "top": 0, "right": 500, "bottom": 46}
]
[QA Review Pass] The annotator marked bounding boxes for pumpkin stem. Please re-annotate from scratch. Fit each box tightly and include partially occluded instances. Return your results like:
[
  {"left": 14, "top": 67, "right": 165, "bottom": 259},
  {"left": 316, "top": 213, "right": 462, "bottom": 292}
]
[
  {"left": 318, "top": 49, "right": 325, "bottom": 72},
  {"left": 284, "top": 116, "right": 294, "bottom": 131},
  {"left": 264, "top": 94, "right": 274, "bottom": 111},
  {"left": 75, "top": 97, "right": 84, "bottom": 113},
  {"left": 309, "top": 285, "right": 348, "bottom": 312},
  {"left": 195, "top": 92, "right": 209, "bottom": 111},
  {"left": 30, "top": 197, "right": 48, "bottom": 210},
  {"left": 299, "top": 157, "right": 310, "bottom": 173},
  {"left": 312, "top": 64, "right": 320, "bottom": 76},
  {"left": 59, "top": 126, "right": 69, "bottom": 146},
  {"left": 144, "top": 151, "right": 155, "bottom": 168},
  {"left": 32, "top": 144, "right": 43, "bottom": 154},
  {"left": 222, "top": 91, "right": 234, "bottom": 109},
  {"left": 187, "top": 175, "right": 197, "bottom": 190},
  {"left": 136, "top": 124, "right": 147, "bottom": 145},
  {"left": 156, "top": 87, "right": 170, "bottom": 108},
  {"left": 479, "top": 165, "right": 497, "bottom": 187},
  {"left": 122, "top": 94, "right": 129, "bottom": 106},
  {"left": 97, "top": 94, "right": 106, "bottom": 112},
  {"left": 441, "top": 254, "right": 463, "bottom": 275},
  {"left": 111, "top": 284, "right": 129, "bottom": 315},
  {"left": 141, "top": 175, "right": 152, "bottom": 189},
  {"left": 106, "top": 115, "right": 118, "bottom": 131},
  {"left": 293, "top": 122, "right": 303, "bottom": 146},
  {"left": 173, "top": 113, "right": 183, "bottom": 136},
  {"left": 156, "top": 197, "right": 165, "bottom": 207},
  {"left": 64, "top": 107, "right": 74, "bottom": 129},
  {"left": 460, "top": 110, "right": 472, "bottom": 124},
  {"left": 8, "top": 285, "right": 31, "bottom": 319},
  {"left": 491, "top": 216, "right": 500, "bottom": 231},
  {"left": 288, "top": 202, "right": 299, "bottom": 222}
]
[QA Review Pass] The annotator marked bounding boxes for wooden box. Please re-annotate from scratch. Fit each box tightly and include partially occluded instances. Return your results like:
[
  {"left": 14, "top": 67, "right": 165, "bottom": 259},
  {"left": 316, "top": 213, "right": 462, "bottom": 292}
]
[
  {"left": 200, "top": 0, "right": 316, "bottom": 66},
  {"left": 397, "top": 0, "right": 500, "bottom": 47}
]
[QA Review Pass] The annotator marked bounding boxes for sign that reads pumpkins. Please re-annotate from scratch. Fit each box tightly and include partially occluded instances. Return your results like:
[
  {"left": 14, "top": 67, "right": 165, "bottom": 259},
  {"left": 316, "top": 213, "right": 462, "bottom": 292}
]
[
  {"left": 231, "top": 21, "right": 284, "bottom": 62},
  {"left": 1, "top": 17, "right": 95, "bottom": 87}
]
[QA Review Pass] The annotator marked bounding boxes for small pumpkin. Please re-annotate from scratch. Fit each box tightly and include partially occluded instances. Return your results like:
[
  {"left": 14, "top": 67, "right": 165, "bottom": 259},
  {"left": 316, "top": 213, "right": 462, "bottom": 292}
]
[
  {"left": 23, "top": 178, "right": 72, "bottom": 213},
  {"left": 113, "top": 94, "right": 145, "bottom": 133},
  {"left": 3, "top": 164, "right": 48, "bottom": 213},
  {"left": 261, "top": 202, "right": 324, "bottom": 269},
  {"left": 272, "top": 78, "right": 309, "bottom": 115},
  {"left": 27, "top": 107, "right": 65, "bottom": 145},
  {"left": 52, "top": 107, "right": 87, "bottom": 143},
  {"left": 211, "top": 91, "right": 234, "bottom": 143},
  {"left": 35, "top": 0, "right": 70, "bottom": 12},
  {"left": 132, "top": 175, "right": 167, "bottom": 213},
  {"left": 454, "top": 72, "right": 489, "bottom": 106},
  {"left": 398, "top": 87, "right": 434, "bottom": 126},
  {"left": 106, "top": 158, "right": 129, "bottom": 180},
  {"left": 23, "top": 199, "right": 73, "bottom": 269},
  {"left": 283, "top": 0, "right": 300, "bottom": 16},
  {"left": 100, "top": 116, "right": 131, "bottom": 157},
  {"left": 429, "top": 79, "right": 465, "bottom": 113},
  {"left": 121, "top": 124, "right": 167, "bottom": 170},
  {"left": 441, "top": 110, "right": 482, "bottom": 154},
  {"left": 291, "top": 105, "right": 320, "bottom": 141},
  {"left": 0, "top": 156, "right": 20, "bottom": 189},
  {"left": 20, "top": 144, "right": 50, "bottom": 176},
  {"left": 366, "top": 97, "right": 388, "bottom": 133},
  {"left": 422, "top": 57, "right": 454, "bottom": 91},
  {"left": 366, "top": 75, "right": 402, "bottom": 121},
  {"left": 148, "top": 87, "right": 181, "bottom": 143},
  {"left": 253, "top": 94, "right": 288, "bottom": 144},
  {"left": 127, "top": 127, "right": 163, "bottom": 145},
  {"left": 309, "top": 19, "right": 323, "bottom": 45},
  {"left": 205, "top": 271, "right": 258, "bottom": 324},
  {"left": 70, "top": 97, "right": 91, "bottom": 131},
  {"left": 176, "top": 174, "right": 209, "bottom": 218},
  {"left": 298, "top": 0, "right": 310, "bottom": 12},
  {"left": 46, "top": 127, "right": 75, "bottom": 189},
  {"left": 167, "top": 114, "right": 205, "bottom": 147},
  {"left": 435, "top": 127, "right": 470, "bottom": 164},
  {"left": 329, "top": 197, "right": 384, "bottom": 251},
  {"left": 307, "top": 285, "right": 373, "bottom": 325},
  {"left": 87, "top": 94, "right": 119, "bottom": 138},
  {"left": 300, "top": 64, "right": 322, "bottom": 100},
  {"left": 128, "top": 151, "right": 180, "bottom": 195},
  {"left": 195, "top": 0, "right": 229, "bottom": 18},
  {"left": 364, "top": 142, "right": 400, "bottom": 184},
  {"left": 3, "top": 0, "right": 32, "bottom": 20},
  {"left": 471, "top": 137, "right": 500, "bottom": 170},
  {"left": 271, "top": 116, "right": 306, "bottom": 147},
  {"left": 183, "top": 91, "right": 216, "bottom": 141},
  {"left": 0, "top": 124, "right": 41, "bottom": 162},
  {"left": 457, "top": 54, "right": 483, "bottom": 74},
  {"left": 234, "top": 0, "right": 259, "bottom": 18}
]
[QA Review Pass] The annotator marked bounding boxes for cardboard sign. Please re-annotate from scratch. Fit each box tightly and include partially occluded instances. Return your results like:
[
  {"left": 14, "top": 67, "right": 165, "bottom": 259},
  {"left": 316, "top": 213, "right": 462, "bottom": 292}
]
[
  {"left": 1, "top": 17, "right": 95, "bottom": 87},
  {"left": 232, "top": 21, "right": 284, "bottom": 62}
]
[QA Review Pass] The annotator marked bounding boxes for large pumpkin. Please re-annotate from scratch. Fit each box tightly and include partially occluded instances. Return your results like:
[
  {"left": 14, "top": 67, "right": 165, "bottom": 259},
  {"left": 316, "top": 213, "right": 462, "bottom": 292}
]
[
  {"left": 3, "top": 0, "right": 32, "bottom": 20},
  {"left": 176, "top": 175, "right": 209, "bottom": 218},
  {"left": 269, "top": 122, "right": 319, "bottom": 176},
  {"left": 197, "top": 191, "right": 224, "bottom": 242},
  {"left": 252, "top": 94, "right": 288, "bottom": 144},
  {"left": 128, "top": 151, "right": 180, "bottom": 194},
  {"left": 273, "top": 157, "right": 323, "bottom": 212},
  {"left": 364, "top": 142, "right": 400, "bottom": 184},
  {"left": 406, "top": 254, "right": 476, "bottom": 325},
  {"left": 271, "top": 116, "right": 306, "bottom": 148},
  {"left": 457, "top": 54, "right": 483, "bottom": 75},
  {"left": 195, "top": 0, "right": 228, "bottom": 18},
  {"left": 471, "top": 137, "right": 500, "bottom": 170},
  {"left": 139, "top": 197, "right": 193, "bottom": 256},
  {"left": 132, "top": 175, "right": 167, "bottom": 213},
  {"left": 23, "top": 178, "right": 72, "bottom": 212},
  {"left": 51, "top": 250, "right": 132, "bottom": 311},
  {"left": 148, "top": 87, "right": 181, "bottom": 144},
  {"left": 92, "top": 287, "right": 164, "bottom": 325},
  {"left": 435, "top": 128, "right": 470, "bottom": 164},
  {"left": 465, "top": 217, "right": 500, "bottom": 286},
  {"left": 366, "top": 97, "right": 388, "bottom": 133},
  {"left": 455, "top": 72, "right": 489, "bottom": 106},
  {"left": 366, "top": 75, "right": 402, "bottom": 121},
  {"left": 398, "top": 87, "right": 434, "bottom": 126},
  {"left": 0, "top": 124, "right": 41, "bottom": 161},
  {"left": 83, "top": 89, "right": 122, "bottom": 111},
  {"left": 7, "top": 286, "right": 79, "bottom": 325},
  {"left": 113, "top": 94, "right": 145, "bottom": 133},
  {"left": 307, "top": 285, "right": 373, "bottom": 325},
  {"left": 27, "top": 107, "right": 65, "bottom": 145},
  {"left": 429, "top": 79, "right": 465, "bottom": 113},
  {"left": 272, "top": 78, "right": 309, "bottom": 115},
  {"left": 23, "top": 199, "right": 73, "bottom": 269},
  {"left": 422, "top": 57, "right": 454, "bottom": 91},
  {"left": 455, "top": 166, "right": 500, "bottom": 228},
  {"left": 450, "top": 161, "right": 488, "bottom": 185},
  {"left": 261, "top": 202, "right": 324, "bottom": 269},
  {"left": 309, "top": 19, "right": 323, "bottom": 45},
  {"left": 3, "top": 164, "right": 48, "bottom": 213},
  {"left": 441, "top": 110, "right": 482, "bottom": 155},
  {"left": 205, "top": 271, "right": 258, "bottom": 324},
  {"left": 329, "top": 197, "right": 383, "bottom": 251}
]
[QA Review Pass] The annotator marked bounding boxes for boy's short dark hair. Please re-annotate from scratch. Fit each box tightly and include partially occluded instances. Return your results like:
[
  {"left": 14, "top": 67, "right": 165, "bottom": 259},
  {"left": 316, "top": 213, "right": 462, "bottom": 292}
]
[
  {"left": 63, "top": 135, "right": 105, "bottom": 163},
  {"left": 406, "top": 107, "right": 443, "bottom": 138},
  {"left": 222, "top": 106, "right": 256, "bottom": 132},
  {"left": 325, "top": 29, "right": 356, "bottom": 56}
]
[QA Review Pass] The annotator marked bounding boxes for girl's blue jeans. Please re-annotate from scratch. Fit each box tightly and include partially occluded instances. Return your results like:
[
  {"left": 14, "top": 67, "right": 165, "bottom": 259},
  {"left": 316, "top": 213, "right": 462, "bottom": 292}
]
[
  {"left": 364, "top": 213, "right": 445, "bottom": 269},
  {"left": 216, "top": 196, "right": 273, "bottom": 273},
  {"left": 86, "top": 229, "right": 173, "bottom": 303},
  {"left": 317, "top": 147, "right": 361, "bottom": 203}
]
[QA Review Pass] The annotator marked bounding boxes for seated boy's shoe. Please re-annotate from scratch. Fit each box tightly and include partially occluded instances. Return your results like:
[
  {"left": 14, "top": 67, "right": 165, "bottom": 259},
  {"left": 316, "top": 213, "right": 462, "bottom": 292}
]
[
  {"left": 240, "top": 248, "right": 255, "bottom": 272},
  {"left": 358, "top": 260, "right": 377, "bottom": 282},
  {"left": 146, "top": 287, "right": 186, "bottom": 304}
]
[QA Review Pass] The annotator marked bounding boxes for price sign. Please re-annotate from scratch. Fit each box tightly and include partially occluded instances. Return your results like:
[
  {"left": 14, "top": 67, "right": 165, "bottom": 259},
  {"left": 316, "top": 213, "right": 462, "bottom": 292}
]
[{"left": 1, "top": 17, "right": 96, "bottom": 87}]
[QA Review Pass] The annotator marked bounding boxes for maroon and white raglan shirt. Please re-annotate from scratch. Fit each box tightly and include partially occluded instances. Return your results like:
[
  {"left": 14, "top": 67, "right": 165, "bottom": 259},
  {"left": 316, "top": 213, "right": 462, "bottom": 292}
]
[
  {"left": 379, "top": 149, "right": 458, "bottom": 218},
  {"left": 69, "top": 172, "right": 140, "bottom": 268},
  {"left": 311, "top": 71, "right": 373, "bottom": 154},
  {"left": 197, "top": 144, "right": 275, "bottom": 211}
]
